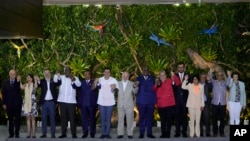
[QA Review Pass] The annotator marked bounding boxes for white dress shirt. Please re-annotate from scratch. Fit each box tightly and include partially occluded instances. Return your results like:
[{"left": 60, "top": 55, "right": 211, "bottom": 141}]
[
  {"left": 44, "top": 79, "right": 53, "bottom": 100},
  {"left": 122, "top": 80, "right": 128, "bottom": 91},
  {"left": 54, "top": 75, "right": 81, "bottom": 103},
  {"left": 97, "top": 76, "right": 119, "bottom": 106}
]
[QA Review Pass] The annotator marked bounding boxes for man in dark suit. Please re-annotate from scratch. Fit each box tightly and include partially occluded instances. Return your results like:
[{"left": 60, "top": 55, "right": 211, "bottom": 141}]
[
  {"left": 199, "top": 73, "right": 213, "bottom": 137},
  {"left": 36, "top": 69, "right": 61, "bottom": 138},
  {"left": 173, "top": 62, "right": 188, "bottom": 137},
  {"left": 135, "top": 66, "right": 156, "bottom": 138},
  {"left": 1, "top": 69, "right": 22, "bottom": 138},
  {"left": 78, "top": 70, "right": 98, "bottom": 138}
]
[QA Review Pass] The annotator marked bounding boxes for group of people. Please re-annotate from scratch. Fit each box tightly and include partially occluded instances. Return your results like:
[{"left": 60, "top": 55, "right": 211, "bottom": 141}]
[{"left": 1, "top": 62, "right": 247, "bottom": 139}]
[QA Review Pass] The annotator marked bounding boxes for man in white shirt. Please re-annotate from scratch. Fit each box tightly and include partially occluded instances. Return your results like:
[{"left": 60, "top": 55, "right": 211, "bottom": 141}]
[
  {"left": 36, "top": 69, "right": 61, "bottom": 138},
  {"left": 93, "top": 68, "right": 118, "bottom": 139},
  {"left": 54, "top": 66, "right": 81, "bottom": 138}
]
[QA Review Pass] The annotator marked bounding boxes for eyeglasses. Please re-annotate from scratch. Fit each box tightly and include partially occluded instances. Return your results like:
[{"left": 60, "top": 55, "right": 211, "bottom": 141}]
[
  {"left": 143, "top": 70, "right": 148, "bottom": 71},
  {"left": 217, "top": 75, "right": 223, "bottom": 76}
]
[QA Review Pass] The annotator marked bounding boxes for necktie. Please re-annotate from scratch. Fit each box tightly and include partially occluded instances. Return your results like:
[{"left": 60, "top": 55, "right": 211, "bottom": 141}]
[
  {"left": 11, "top": 80, "right": 14, "bottom": 85},
  {"left": 180, "top": 73, "right": 183, "bottom": 82},
  {"left": 145, "top": 76, "right": 148, "bottom": 80}
]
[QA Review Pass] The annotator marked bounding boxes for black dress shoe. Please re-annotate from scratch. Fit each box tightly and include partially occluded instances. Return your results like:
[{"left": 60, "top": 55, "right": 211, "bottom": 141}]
[
  {"left": 160, "top": 135, "right": 167, "bottom": 138},
  {"left": 72, "top": 134, "right": 77, "bottom": 138},
  {"left": 117, "top": 135, "right": 123, "bottom": 138},
  {"left": 106, "top": 135, "right": 111, "bottom": 138},
  {"left": 40, "top": 134, "right": 47, "bottom": 138},
  {"left": 100, "top": 135, "right": 105, "bottom": 138},
  {"left": 147, "top": 134, "right": 155, "bottom": 138},
  {"left": 139, "top": 134, "right": 144, "bottom": 138},
  {"left": 206, "top": 133, "right": 211, "bottom": 137},
  {"left": 32, "top": 136, "right": 36, "bottom": 138},
  {"left": 26, "top": 136, "right": 31, "bottom": 138},
  {"left": 82, "top": 134, "right": 88, "bottom": 138},
  {"left": 15, "top": 135, "right": 20, "bottom": 138},
  {"left": 220, "top": 134, "right": 225, "bottom": 137},
  {"left": 51, "top": 134, "right": 56, "bottom": 138},
  {"left": 174, "top": 134, "right": 180, "bottom": 137},
  {"left": 58, "top": 134, "right": 67, "bottom": 138},
  {"left": 128, "top": 136, "right": 133, "bottom": 139},
  {"left": 90, "top": 134, "right": 95, "bottom": 138},
  {"left": 183, "top": 133, "right": 188, "bottom": 138}
]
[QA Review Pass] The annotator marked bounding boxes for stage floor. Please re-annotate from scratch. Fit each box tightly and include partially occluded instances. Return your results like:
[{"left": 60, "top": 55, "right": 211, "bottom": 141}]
[{"left": 0, "top": 125, "right": 229, "bottom": 141}]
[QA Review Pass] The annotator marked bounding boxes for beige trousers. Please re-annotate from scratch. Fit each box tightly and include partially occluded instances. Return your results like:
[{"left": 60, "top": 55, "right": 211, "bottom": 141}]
[
  {"left": 188, "top": 107, "right": 201, "bottom": 137},
  {"left": 117, "top": 107, "right": 134, "bottom": 136}
]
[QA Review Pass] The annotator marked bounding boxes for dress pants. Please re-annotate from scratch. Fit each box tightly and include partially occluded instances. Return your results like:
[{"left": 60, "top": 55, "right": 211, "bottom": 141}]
[
  {"left": 158, "top": 106, "right": 174, "bottom": 136},
  {"left": 59, "top": 102, "right": 76, "bottom": 135},
  {"left": 7, "top": 106, "right": 22, "bottom": 137},
  {"left": 41, "top": 101, "right": 56, "bottom": 135},
  {"left": 188, "top": 107, "right": 201, "bottom": 137},
  {"left": 212, "top": 104, "right": 226, "bottom": 135},
  {"left": 175, "top": 99, "right": 188, "bottom": 135},
  {"left": 137, "top": 104, "right": 154, "bottom": 135},
  {"left": 228, "top": 101, "right": 242, "bottom": 125},
  {"left": 117, "top": 107, "right": 134, "bottom": 136},
  {"left": 200, "top": 102, "right": 211, "bottom": 135},
  {"left": 80, "top": 105, "right": 97, "bottom": 135}
]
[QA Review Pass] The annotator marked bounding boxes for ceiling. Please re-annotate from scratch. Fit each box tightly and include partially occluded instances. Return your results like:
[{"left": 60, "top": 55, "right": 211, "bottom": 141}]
[{"left": 43, "top": 0, "right": 250, "bottom": 5}]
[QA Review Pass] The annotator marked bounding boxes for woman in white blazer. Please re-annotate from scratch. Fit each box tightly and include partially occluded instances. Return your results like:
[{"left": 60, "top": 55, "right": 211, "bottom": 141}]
[{"left": 182, "top": 74, "right": 204, "bottom": 138}]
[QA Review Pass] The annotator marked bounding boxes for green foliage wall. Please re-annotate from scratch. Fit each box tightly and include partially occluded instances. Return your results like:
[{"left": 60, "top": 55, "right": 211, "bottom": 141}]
[{"left": 1, "top": 3, "right": 250, "bottom": 124}]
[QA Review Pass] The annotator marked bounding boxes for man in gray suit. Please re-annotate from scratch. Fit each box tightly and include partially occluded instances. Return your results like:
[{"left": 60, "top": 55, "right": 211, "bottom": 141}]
[{"left": 117, "top": 72, "right": 138, "bottom": 139}]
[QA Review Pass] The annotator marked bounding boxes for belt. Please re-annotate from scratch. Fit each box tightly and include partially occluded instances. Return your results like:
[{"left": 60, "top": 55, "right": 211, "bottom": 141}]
[{"left": 44, "top": 99, "right": 53, "bottom": 102}]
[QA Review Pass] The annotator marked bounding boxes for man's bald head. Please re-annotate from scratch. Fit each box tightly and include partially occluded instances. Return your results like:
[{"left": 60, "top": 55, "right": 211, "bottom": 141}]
[{"left": 9, "top": 69, "right": 16, "bottom": 80}]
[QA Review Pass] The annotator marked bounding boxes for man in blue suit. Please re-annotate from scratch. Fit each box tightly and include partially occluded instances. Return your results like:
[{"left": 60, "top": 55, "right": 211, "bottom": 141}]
[
  {"left": 36, "top": 69, "right": 61, "bottom": 138},
  {"left": 78, "top": 70, "right": 98, "bottom": 138},
  {"left": 135, "top": 66, "right": 156, "bottom": 138}
]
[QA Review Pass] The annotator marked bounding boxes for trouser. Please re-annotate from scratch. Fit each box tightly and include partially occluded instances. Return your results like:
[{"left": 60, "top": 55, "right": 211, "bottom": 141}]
[
  {"left": 137, "top": 104, "right": 154, "bottom": 135},
  {"left": 175, "top": 100, "right": 188, "bottom": 135},
  {"left": 158, "top": 106, "right": 174, "bottom": 136},
  {"left": 228, "top": 101, "right": 242, "bottom": 125},
  {"left": 188, "top": 107, "right": 201, "bottom": 137},
  {"left": 7, "top": 105, "right": 22, "bottom": 137},
  {"left": 99, "top": 105, "right": 114, "bottom": 136},
  {"left": 200, "top": 102, "right": 211, "bottom": 135},
  {"left": 41, "top": 101, "right": 56, "bottom": 135},
  {"left": 117, "top": 107, "right": 134, "bottom": 136},
  {"left": 59, "top": 102, "right": 76, "bottom": 135},
  {"left": 80, "top": 105, "right": 97, "bottom": 135},
  {"left": 212, "top": 104, "right": 226, "bottom": 135}
]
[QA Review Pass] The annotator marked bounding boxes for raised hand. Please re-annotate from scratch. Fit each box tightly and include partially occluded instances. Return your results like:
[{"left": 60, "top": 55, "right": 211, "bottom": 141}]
[
  {"left": 227, "top": 70, "right": 232, "bottom": 77},
  {"left": 69, "top": 73, "right": 75, "bottom": 81},
  {"left": 34, "top": 75, "right": 40, "bottom": 82},
  {"left": 16, "top": 75, "right": 21, "bottom": 82},
  {"left": 184, "top": 74, "right": 189, "bottom": 80},
  {"left": 134, "top": 81, "right": 140, "bottom": 87}
]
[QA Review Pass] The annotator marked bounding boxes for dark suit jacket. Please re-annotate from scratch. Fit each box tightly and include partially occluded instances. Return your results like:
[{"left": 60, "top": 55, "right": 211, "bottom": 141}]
[
  {"left": 37, "top": 79, "right": 61, "bottom": 105},
  {"left": 1, "top": 79, "right": 22, "bottom": 108},
  {"left": 204, "top": 81, "right": 213, "bottom": 104},
  {"left": 136, "top": 75, "right": 156, "bottom": 105},
  {"left": 173, "top": 73, "right": 189, "bottom": 105},
  {"left": 78, "top": 79, "right": 98, "bottom": 107}
]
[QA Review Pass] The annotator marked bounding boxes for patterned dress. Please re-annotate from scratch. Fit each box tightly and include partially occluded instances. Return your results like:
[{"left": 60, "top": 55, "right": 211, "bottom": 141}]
[{"left": 21, "top": 83, "right": 38, "bottom": 117}]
